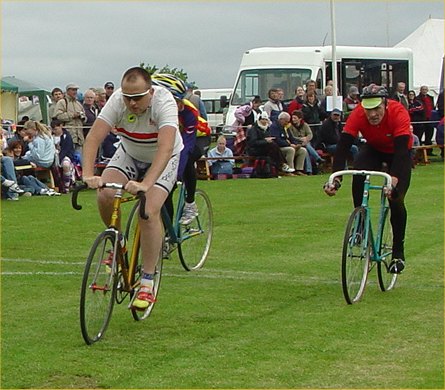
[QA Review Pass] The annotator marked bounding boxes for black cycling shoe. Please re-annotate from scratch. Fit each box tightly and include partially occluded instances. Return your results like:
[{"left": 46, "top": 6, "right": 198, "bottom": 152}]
[{"left": 388, "top": 258, "right": 405, "bottom": 274}]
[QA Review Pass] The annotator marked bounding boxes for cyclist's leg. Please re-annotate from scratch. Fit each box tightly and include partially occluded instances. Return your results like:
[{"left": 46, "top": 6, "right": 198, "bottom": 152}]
[
  {"left": 139, "top": 185, "right": 168, "bottom": 275},
  {"left": 351, "top": 145, "right": 383, "bottom": 207},
  {"left": 133, "top": 154, "right": 178, "bottom": 308},
  {"left": 179, "top": 145, "right": 202, "bottom": 224},
  {"left": 386, "top": 152, "right": 412, "bottom": 263}
]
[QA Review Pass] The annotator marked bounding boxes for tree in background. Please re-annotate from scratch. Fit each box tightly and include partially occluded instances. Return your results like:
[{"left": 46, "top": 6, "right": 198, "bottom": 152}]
[{"left": 140, "top": 63, "right": 196, "bottom": 88}]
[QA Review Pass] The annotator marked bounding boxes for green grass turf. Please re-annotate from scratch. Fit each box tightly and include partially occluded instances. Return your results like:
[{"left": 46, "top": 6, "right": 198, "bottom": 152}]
[{"left": 1, "top": 162, "right": 443, "bottom": 388}]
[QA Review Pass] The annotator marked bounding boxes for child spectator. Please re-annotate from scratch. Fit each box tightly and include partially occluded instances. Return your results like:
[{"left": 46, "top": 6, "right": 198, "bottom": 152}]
[{"left": 51, "top": 119, "right": 75, "bottom": 193}]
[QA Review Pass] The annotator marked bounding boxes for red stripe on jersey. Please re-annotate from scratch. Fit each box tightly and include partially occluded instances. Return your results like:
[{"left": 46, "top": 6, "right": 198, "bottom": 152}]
[{"left": 116, "top": 127, "right": 158, "bottom": 140}]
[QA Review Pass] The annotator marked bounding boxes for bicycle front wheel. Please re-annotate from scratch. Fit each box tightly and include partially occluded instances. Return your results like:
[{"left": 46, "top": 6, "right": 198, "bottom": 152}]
[
  {"left": 178, "top": 189, "right": 213, "bottom": 271},
  {"left": 342, "top": 207, "right": 370, "bottom": 304},
  {"left": 126, "top": 203, "right": 163, "bottom": 321},
  {"left": 377, "top": 206, "right": 398, "bottom": 291},
  {"left": 80, "top": 231, "right": 118, "bottom": 345}
]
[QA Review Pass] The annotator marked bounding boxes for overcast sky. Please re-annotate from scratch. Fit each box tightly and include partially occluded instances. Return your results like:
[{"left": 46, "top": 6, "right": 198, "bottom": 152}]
[{"left": 2, "top": 1, "right": 443, "bottom": 93}]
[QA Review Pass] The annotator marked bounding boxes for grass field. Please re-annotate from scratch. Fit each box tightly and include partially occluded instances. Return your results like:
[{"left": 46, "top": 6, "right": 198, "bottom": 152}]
[{"left": 1, "top": 162, "right": 443, "bottom": 389}]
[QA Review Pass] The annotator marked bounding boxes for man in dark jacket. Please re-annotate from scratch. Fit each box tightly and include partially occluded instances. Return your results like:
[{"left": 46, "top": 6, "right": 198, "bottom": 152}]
[{"left": 317, "top": 109, "right": 358, "bottom": 160}]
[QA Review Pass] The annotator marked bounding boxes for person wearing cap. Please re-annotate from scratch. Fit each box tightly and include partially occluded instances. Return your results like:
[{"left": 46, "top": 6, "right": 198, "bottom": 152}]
[
  {"left": 317, "top": 108, "right": 359, "bottom": 162},
  {"left": 324, "top": 84, "right": 413, "bottom": 274},
  {"left": 54, "top": 83, "right": 86, "bottom": 156},
  {"left": 104, "top": 82, "right": 114, "bottom": 100},
  {"left": 82, "top": 66, "right": 182, "bottom": 310},
  {"left": 343, "top": 85, "right": 361, "bottom": 120}
]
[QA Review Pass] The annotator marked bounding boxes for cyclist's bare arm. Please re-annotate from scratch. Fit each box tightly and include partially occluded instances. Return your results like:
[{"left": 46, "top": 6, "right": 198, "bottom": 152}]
[
  {"left": 125, "top": 125, "right": 176, "bottom": 196},
  {"left": 82, "top": 118, "right": 112, "bottom": 188}
]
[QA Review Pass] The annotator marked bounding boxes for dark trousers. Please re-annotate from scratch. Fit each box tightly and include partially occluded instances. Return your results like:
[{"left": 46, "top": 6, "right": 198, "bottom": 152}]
[
  {"left": 250, "top": 143, "right": 286, "bottom": 168},
  {"left": 352, "top": 145, "right": 411, "bottom": 257}
]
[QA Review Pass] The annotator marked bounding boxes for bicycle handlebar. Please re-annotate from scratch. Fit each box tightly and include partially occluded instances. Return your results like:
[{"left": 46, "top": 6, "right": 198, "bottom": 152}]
[
  {"left": 71, "top": 182, "right": 149, "bottom": 220},
  {"left": 328, "top": 170, "right": 393, "bottom": 188}
]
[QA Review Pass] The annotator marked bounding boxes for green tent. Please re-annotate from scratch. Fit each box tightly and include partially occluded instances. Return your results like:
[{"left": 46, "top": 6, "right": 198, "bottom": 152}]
[
  {"left": 2, "top": 76, "right": 51, "bottom": 124},
  {"left": 1, "top": 80, "right": 19, "bottom": 93},
  {"left": 1, "top": 80, "right": 19, "bottom": 122}
]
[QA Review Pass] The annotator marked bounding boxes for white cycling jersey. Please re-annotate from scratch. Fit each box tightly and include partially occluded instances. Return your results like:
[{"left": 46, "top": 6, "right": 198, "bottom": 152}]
[{"left": 98, "top": 85, "right": 183, "bottom": 163}]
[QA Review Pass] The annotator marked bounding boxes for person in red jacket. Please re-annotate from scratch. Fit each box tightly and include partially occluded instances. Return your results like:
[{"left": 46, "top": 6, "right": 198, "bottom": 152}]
[{"left": 324, "top": 84, "right": 412, "bottom": 274}]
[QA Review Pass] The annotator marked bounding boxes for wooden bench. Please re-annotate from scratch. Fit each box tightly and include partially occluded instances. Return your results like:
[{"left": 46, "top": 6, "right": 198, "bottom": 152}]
[
  {"left": 196, "top": 156, "right": 255, "bottom": 180},
  {"left": 15, "top": 165, "right": 56, "bottom": 189},
  {"left": 412, "top": 144, "right": 444, "bottom": 165}
]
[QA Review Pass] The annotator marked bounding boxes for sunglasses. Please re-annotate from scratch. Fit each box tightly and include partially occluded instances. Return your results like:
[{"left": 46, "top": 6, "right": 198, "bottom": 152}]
[{"left": 122, "top": 89, "right": 151, "bottom": 101}]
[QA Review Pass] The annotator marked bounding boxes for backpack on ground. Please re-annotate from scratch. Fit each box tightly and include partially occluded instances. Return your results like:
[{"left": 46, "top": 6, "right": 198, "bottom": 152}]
[{"left": 251, "top": 157, "right": 277, "bottom": 179}]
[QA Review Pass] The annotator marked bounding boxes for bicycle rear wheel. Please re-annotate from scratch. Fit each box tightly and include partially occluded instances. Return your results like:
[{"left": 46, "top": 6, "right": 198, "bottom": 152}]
[
  {"left": 80, "top": 230, "right": 118, "bottom": 345},
  {"left": 126, "top": 202, "right": 163, "bottom": 321},
  {"left": 377, "top": 206, "right": 398, "bottom": 291},
  {"left": 178, "top": 189, "right": 213, "bottom": 271},
  {"left": 342, "top": 207, "right": 370, "bottom": 304}
]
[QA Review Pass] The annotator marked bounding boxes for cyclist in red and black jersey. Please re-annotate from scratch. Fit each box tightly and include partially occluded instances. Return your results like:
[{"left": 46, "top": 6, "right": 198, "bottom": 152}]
[{"left": 324, "top": 84, "right": 413, "bottom": 274}]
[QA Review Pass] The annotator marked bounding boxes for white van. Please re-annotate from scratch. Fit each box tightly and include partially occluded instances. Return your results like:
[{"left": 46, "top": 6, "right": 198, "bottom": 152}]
[
  {"left": 225, "top": 45, "right": 413, "bottom": 126},
  {"left": 195, "top": 88, "right": 232, "bottom": 134}
]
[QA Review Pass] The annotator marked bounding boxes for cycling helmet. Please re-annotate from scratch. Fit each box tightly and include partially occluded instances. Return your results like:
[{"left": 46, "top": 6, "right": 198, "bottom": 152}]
[
  {"left": 151, "top": 73, "right": 187, "bottom": 100},
  {"left": 361, "top": 84, "right": 388, "bottom": 109}
]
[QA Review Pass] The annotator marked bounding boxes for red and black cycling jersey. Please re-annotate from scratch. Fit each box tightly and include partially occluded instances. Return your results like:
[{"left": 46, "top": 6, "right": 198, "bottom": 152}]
[{"left": 344, "top": 99, "right": 413, "bottom": 153}]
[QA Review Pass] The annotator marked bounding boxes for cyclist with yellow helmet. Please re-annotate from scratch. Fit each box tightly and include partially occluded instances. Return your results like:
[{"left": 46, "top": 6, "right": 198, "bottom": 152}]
[{"left": 151, "top": 73, "right": 210, "bottom": 225}]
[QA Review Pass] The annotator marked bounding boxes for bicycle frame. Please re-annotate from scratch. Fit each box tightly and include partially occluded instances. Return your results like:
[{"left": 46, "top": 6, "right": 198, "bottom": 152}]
[
  {"left": 72, "top": 182, "right": 147, "bottom": 293},
  {"left": 161, "top": 181, "right": 204, "bottom": 246},
  {"left": 328, "top": 169, "right": 392, "bottom": 264}
]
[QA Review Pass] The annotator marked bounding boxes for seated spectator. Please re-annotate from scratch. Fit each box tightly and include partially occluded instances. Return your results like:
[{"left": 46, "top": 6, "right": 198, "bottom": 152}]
[
  {"left": 263, "top": 88, "right": 284, "bottom": 123},
  {"left": 7, "top": 122, "right": 29, "bottom": 153},
  {"left": 100, "top": 127, "right": 121, "bottom": 160},
  {"left": 3, "top": 145, "right": 60, "bottom": 196},
  {"left": 288, "top": 110, "right": 325, "bottom": 175},
  {"left": 4, "top": 141, "right": 32, "bottom": 167},
  {"left": 207, "top": 135, "right": 234, "bottom": 176},
  {"left": 246, "top": 111, "right": 291, "bottom": 173},
  {"left": 1, "top": 156, "right": 25, "bottom": 200},
  {"left": 51, "top": 119, "right": 76, "bottom": 193},
  {"left": 1, "top": 132, "right": 24, "bottom": 200},
  {"left": 22, "top": 120, "right": 56, "bottom": 168},
  {"left": 270, "top": 112, "right": 308, "bottom": 175},
  {"left": 302, "top": 92, "right": 323, "bottom": 143},
  {"left": 317, "top": 109, "right": 358, "bottom": 162}
]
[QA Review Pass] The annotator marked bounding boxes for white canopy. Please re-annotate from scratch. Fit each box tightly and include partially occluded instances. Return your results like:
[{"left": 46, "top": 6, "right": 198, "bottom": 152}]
[{"left": 395, "top": 18, "right": 444, "bottom": 96}]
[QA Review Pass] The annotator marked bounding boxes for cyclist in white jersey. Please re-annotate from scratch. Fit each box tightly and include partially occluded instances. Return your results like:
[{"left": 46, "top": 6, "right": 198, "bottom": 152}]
[{"left": 82, "top": 67, "right": 183, "bottom": 310}]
